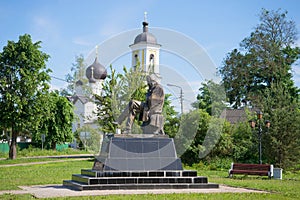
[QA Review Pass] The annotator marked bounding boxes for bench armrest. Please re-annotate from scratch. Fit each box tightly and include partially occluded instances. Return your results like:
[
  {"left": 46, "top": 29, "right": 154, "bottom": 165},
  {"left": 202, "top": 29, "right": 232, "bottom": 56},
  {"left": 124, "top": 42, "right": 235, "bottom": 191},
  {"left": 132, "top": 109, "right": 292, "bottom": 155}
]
[
  {"left": 228, "top": 162, "right": 234, "bottom": 177},
  {"left": 270, "top": 164, "right": 273, "bottom": 177}
]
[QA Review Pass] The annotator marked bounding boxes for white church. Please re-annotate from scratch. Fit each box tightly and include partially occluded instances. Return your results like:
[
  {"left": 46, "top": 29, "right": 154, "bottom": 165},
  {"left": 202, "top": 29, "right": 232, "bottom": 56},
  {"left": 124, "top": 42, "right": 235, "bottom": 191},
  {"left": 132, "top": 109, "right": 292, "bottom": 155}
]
[{"left": 71, "top": 17, "right": 162, "bottom": 133}]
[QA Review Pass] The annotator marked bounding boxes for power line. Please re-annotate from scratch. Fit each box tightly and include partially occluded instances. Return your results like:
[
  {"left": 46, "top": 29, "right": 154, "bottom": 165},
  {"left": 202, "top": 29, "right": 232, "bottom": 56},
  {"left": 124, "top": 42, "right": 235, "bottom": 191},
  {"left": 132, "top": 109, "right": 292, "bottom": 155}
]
[
  {"left": 1, "top": 63, "right": 71, "bottom": 84},
  {"left": 50, "top": 76, "right": 70, "bottom": 83}
]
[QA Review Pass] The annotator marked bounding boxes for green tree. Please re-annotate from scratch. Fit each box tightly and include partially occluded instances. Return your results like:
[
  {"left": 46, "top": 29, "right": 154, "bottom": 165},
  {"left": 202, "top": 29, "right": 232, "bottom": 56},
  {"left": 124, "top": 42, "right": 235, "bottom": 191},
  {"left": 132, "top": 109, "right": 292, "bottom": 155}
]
[
  {"left": 32, "top": 91, "right": 74, "bottom": 149},
  {"left": 231, "top": 121, "right": 255, "bottom": 163},
  {"left": 0, "top": 34, "right": 51, "bottom": 159},
  {"left": 258, "top": 84, "right": 300, "bottom": 168},
  {"left": 193, "top": 80, "right": 227, "bottom": 116},
  {"left": 219, "top": 9, "right": 299, "bottom": 108},
  {"left": 219, "top": 9, "right": 300, "bottom": 168},
  {"left": 95, "top": 65, "right": 122, "bottom": 134},
  {"left": 206, "top": 120, "right": 233, "bottom": 160},
  {"left": 95, "top": 63, "right": 147, "bottom": 134},
  {"left": 178, "top": 109, "right": 210, "bottom": 165},
  {"left": 163, "top": 94, "right": 180, "bottom": 137},
  {"left": 61, "top": 54, "right": 88, "bottom": 96},
  {"left": 96, "top": 64, "right": 180, "bottom": 136}
]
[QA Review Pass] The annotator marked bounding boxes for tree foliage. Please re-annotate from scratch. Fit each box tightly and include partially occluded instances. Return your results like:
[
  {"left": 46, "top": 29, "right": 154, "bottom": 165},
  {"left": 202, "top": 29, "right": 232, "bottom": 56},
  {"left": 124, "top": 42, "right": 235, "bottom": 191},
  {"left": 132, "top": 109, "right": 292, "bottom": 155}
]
[
  {"left": 193, "top": 80, "right": 227, "bottom": 116},
  {"left": 231, "top": 121, "right": 255, "bottom": 163},
  {"left": 61, "top": 54, "right": 88, "bottom": 96},
  {"left": 218, "top": 9, "right": 300, "bottom": 168},
  {"left": 95, "top": 64, "right": 147, "bottom": 134},
  {"left": 32, "top": 91, "right": 74, "bottom": 150},
  {"left": 219, "top": 9, "right": 299, "bottom": 108},
  {"left": 96, "top": 64, "right": 180, "bottom": 136},
  {"left": 0, "top": 34, "right": 51, "bottom": 159},
  {"left": 95, "top": 65, "right": 122, "bottom": 134},
  {"left": 259, "top": 84, "right": 300, "bottom": 168},
  {"left": 178, "top": 109, "right": 209, "bottom": 165},
  {"left": 163, "top": 94, "right": 180, "bottom": 138}
]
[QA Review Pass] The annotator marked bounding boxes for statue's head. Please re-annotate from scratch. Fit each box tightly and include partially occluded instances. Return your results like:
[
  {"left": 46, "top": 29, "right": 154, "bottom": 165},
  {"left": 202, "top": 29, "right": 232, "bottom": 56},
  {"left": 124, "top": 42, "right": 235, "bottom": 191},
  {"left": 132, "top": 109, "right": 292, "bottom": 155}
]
[{"left": 146, "top": 74, "right": 159, "bottom": 88}]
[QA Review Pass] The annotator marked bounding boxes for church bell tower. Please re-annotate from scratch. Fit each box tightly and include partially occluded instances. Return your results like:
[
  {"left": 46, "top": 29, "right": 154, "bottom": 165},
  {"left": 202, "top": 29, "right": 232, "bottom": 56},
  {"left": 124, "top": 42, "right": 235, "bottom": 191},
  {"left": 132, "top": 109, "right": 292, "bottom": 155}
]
[{"left": 129, "top": 12, "right": 161, "bottom": 80}]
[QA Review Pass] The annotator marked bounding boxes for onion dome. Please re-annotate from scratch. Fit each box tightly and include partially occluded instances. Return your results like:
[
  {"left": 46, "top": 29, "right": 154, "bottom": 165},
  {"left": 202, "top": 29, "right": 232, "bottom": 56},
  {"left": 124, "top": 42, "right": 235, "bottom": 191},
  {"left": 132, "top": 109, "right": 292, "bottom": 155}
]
[
  {"left": 133, "top": 21, "right": 158, "bottom": 45},
  {"left": 75, "top": 80, "right": 83, "bottom": 86},
  {"left": 86, "top": 57, "right": 107, "bottom": 82}
]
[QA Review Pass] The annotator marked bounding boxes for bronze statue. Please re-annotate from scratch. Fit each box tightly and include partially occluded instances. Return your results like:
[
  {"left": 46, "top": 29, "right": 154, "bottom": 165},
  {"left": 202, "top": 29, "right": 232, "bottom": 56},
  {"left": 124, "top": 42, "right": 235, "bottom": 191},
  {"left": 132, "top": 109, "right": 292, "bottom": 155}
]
[{"left": 116, "top": 74, "right": 165, "bottom": 134}]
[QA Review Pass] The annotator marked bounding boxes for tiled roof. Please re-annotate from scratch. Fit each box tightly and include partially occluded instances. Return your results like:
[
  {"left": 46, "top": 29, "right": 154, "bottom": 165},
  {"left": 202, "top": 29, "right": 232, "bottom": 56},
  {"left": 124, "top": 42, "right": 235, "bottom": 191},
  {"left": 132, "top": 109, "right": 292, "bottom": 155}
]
[{"left": 220, "top": 109, "right": 248, "bottom": 124}]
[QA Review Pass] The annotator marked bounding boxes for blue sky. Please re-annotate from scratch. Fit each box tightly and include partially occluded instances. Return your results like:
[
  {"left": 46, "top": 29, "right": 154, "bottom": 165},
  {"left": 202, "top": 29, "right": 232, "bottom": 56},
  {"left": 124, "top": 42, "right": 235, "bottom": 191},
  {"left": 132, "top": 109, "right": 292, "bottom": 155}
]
[{"left": 1, "top": 0, "right": 300, "bottom": 109}]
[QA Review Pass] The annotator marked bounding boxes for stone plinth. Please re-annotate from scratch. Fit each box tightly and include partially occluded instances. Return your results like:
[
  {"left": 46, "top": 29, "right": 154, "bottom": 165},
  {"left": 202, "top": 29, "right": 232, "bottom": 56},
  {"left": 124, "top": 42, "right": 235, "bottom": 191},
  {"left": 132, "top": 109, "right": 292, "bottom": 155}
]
[
  {"left": 63, "top": 134, "right": 219, "bottom": 191},
  {"left": 94, "top": 134, "right": 182, "bottom": 171}
]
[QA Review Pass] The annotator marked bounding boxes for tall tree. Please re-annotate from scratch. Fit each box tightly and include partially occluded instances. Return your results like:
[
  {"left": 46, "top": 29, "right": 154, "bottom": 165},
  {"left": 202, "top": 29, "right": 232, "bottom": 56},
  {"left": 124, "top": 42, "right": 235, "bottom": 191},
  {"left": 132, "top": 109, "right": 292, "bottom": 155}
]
[
  {"left": 95, "top": 64, "right": 147, "bottom": 134},
  {"left": 163, "top": 94, "right": 180, "bottom": 138},
  {"left": 61, "top": 54, "right": 88, "bottom": 96},
  {"left": 95, "top": 64, "right": 180, "bottom": 135},
  {"left": 95, "top": 65, "right": 122, "bottom": 134},
  {"left": 219, "top": 9, "right": 300, "bottom": 168},
  {"left": 193, "top": 80, "right": 227, "bottom": 116},
  {"left": 178, "top": 109, "right": 210, "bottom": 165},
  {"left": 32, "top": 91, "right": 74, "bottom": 149},
  {"left": 258, "top": 83, "right": 300, "bottom": 168},
  {"left": 219, "top": 9, "right": 299, "bottom": 108},
  {"left": 0, "top": 34, "right": 51, "bottom": 159}
]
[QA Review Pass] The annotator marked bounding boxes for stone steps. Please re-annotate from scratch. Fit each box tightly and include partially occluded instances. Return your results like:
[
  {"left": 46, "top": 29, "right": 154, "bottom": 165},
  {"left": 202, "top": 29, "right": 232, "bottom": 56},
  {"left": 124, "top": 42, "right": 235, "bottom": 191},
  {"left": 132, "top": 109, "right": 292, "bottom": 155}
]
[
  {"left": 63, "top": 135, "right": 219, "bottom": 191},
  {"left": 63, "top": 180, "right": 219, "bottom": 191},
  {"left": 71, "top": 174, "right": 208, "bottom": 185},
  {"left": 63, "top": 169, "right": 219, "bottom": 191},
  {"left": 81, "top": 169, "right": 198, "bottom": 177}
]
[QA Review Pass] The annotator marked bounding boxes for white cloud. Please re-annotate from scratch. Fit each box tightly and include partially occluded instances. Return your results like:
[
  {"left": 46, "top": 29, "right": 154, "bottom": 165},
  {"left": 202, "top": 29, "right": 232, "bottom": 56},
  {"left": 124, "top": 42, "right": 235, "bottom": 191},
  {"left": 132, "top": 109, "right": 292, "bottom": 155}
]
[{"left": 72, "top": 37, "right": 92, "bottom": 46}]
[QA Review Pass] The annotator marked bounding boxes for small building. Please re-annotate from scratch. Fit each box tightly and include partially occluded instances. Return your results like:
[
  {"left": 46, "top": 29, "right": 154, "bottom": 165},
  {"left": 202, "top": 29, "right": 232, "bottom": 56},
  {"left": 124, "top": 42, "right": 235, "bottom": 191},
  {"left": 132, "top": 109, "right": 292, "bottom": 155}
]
[
  {"left": 220, "top": 108, "right": 259, "bottom": 124},
  {"left": 220, "top": 108, "right": 248, "bottom": 124},
  {"left": 71, "top": 57, "right": 107, "bottom": 132}
]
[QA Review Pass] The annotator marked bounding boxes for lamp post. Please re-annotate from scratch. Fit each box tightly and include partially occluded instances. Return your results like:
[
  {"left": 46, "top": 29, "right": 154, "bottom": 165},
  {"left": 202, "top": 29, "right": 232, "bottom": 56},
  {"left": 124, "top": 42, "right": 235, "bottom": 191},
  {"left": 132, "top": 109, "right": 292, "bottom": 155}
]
[
  {"left": 167, "top": 84, "right": 183, "bottom": 114},
  {"left": 249, "top": 111, "right": 270, "bottom": 164}
]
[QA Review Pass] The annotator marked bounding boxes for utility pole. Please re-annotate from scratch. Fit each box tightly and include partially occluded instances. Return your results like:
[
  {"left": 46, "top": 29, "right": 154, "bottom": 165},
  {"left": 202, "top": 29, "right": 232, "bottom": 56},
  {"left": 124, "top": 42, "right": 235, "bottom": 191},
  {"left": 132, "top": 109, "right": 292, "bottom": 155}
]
[{"left": 167, "top": 84, "right": 183, "bottom": 114}]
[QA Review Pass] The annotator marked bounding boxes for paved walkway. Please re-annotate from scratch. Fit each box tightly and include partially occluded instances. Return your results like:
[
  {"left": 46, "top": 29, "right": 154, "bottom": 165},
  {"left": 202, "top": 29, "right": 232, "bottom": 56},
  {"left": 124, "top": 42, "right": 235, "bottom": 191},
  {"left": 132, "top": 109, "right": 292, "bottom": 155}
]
[
  {"left": 0, "top": 184, "right": 267, "bottom": 198},
  {"left": 0, "top": 154, "right": 93, "bottom": 167},
  {"left": 0, "top": 156, "right": 268, "bottom": 198},
  {"left": 0, "top": 158, "right": 91, "bottom": 167}
]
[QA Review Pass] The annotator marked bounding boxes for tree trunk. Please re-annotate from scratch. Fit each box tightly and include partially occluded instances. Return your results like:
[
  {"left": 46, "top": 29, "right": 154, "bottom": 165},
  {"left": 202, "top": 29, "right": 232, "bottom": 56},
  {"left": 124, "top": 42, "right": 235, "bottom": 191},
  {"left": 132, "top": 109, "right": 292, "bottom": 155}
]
[
  {"left": 51, "top": 142, "right": 56, "bottom": 150},
  {"left": 9, "top": 129, "right": 18, "bottom": 159}
]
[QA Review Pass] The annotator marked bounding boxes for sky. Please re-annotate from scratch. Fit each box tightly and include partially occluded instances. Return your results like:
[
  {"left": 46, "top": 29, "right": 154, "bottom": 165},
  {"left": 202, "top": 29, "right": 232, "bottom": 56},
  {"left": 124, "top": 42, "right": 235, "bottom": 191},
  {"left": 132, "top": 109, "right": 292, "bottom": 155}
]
[{"left": 1, "top": 0, "right": 300, "bottom": 111}]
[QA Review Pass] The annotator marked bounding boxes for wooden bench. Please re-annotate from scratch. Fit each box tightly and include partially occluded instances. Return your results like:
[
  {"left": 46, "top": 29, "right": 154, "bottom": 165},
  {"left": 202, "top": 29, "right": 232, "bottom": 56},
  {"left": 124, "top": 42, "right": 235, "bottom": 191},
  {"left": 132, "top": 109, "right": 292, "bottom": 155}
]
[{"left": 228, "top": 163, "right": 273, "bottom": 178}]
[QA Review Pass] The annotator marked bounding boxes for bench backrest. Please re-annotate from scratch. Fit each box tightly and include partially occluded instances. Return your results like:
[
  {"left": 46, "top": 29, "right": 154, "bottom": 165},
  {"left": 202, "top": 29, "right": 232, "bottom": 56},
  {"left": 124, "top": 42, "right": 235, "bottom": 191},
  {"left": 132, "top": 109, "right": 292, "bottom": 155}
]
[{"left": 233, "top": 163, "right": 271, "bottom": 171}]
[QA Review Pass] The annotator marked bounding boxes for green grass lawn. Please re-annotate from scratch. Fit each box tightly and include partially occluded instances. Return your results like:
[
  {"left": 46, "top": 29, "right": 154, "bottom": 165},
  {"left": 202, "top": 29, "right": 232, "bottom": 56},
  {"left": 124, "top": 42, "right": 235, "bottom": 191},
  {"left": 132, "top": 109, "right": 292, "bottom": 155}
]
[
  {"left": 0, "top": 159, "right": 94, "bottom": 190},
  {"left": 0, "top": 148, "right": 91, "bottom": 159},
  {"left": 0, "top": 159, "right": 299, "bottom": 199},
  {"left": 0, "top": 157, "right": 91, "bottom": 165}
]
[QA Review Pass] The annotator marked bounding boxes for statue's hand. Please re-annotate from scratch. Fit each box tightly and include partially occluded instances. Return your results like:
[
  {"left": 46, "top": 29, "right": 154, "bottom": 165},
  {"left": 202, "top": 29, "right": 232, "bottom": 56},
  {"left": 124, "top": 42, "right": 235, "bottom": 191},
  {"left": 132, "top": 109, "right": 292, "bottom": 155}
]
[
  {"left": 141, "top": 102, "right": 149, "bottom": 111},
  {"left": 144, "top": 105, "right": 149, "bottom": 111}
]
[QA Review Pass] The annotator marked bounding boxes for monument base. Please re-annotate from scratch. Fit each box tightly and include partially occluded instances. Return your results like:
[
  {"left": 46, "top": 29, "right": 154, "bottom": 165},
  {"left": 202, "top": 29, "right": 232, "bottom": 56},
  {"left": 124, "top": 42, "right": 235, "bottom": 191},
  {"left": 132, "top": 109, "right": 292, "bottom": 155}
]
[
  {"left": 94, "top": 134, "right": 182, "bottom": 171},
  {"left": 63, "top": 169, "right": 219, "bottom": 191},
  {"left": 63, "top": 134, "right": 219, "bottom": 190}
]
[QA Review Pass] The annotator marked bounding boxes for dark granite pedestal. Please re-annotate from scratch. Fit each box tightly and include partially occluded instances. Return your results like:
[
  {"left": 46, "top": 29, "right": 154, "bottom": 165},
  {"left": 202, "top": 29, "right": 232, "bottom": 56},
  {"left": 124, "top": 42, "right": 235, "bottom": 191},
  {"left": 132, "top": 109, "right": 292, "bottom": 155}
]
[{"left": 63, "top": 134, "right": 219, "bottom": 191}]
